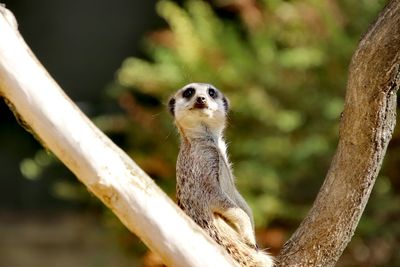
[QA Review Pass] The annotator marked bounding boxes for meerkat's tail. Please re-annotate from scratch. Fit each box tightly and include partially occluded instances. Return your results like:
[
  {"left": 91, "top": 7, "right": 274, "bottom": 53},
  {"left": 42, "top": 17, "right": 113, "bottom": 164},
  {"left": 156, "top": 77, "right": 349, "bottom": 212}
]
[{"left": 211, "top": 216, "right": 274, "bottom": 267}]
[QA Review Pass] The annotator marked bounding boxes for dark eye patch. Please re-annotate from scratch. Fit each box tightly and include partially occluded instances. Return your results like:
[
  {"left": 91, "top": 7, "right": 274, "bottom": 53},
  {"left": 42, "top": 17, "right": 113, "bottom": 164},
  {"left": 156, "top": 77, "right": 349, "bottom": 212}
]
[
  {"left": 222, "top": 97, "right": 229, "bottom": 113},
  {"left": 208, "top": 87, "right": 218, "bottom": 98},
  {"left": 182, "top": 87, "right": 195, "bottom": 99},
  {"left": 168, "top": 97, "right": 176, "bottom": 116}
]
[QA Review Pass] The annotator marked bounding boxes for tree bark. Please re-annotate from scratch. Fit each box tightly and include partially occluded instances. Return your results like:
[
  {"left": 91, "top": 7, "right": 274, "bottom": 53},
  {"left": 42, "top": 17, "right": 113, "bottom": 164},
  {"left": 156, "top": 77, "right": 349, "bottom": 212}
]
[
  {"left": 0, "top": 5, "right": 236, "bottom": 267},
  {"left": 277, "top": 0, "right": 400, "bottom": 266}
]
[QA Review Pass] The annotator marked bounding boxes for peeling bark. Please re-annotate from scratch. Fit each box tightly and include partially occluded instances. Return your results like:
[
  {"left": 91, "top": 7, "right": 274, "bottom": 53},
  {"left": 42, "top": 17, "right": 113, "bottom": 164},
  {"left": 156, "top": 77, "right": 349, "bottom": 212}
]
[{"left": 277, "top": 1, "right": 400, "bottom": 266}]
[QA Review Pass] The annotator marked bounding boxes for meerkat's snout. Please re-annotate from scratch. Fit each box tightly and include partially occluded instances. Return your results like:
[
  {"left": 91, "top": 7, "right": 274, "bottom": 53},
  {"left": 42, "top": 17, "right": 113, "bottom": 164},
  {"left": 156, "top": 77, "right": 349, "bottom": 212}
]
[{"left": 193, "top": 96, "right": 207, "bottom": 109}]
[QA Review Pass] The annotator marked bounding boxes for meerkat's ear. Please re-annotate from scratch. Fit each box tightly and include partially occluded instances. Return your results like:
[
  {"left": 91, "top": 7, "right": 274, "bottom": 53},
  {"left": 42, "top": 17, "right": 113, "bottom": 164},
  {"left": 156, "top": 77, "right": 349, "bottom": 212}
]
[
  {"left": 222, "top": 96, "right": 230, "bottom": 113},
  {"left": 168, "top": 97, "right": 176, "bottom": 116}
]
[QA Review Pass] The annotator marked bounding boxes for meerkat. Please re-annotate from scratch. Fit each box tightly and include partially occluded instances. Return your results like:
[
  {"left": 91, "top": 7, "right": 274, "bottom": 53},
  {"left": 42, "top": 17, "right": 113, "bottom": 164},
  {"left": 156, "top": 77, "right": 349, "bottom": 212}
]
[{"left": 168, "top": 83, "right": 274, "bottom": 267}]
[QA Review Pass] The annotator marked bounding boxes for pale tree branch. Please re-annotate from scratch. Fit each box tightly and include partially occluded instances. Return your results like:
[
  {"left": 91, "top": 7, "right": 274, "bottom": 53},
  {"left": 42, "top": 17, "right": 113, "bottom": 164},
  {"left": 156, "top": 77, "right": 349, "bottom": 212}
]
[
  {"left": 0, "top": 6, "right": 237, "bottom": 267},
  {"left": 277, "top": 0, "right": 400, "bottom": 266}
]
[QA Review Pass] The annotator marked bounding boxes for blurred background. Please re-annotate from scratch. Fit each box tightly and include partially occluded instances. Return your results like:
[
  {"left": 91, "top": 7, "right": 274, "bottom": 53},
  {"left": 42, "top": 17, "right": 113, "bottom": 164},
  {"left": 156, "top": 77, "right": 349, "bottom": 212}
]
[{"left": 0, "top": 0, "right": 398, "bottom": 266}]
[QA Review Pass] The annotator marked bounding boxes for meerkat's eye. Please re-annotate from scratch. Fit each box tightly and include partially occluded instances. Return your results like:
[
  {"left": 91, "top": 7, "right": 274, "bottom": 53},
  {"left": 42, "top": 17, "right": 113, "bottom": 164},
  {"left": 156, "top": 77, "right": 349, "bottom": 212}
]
[
  {"left": 182, "top": 87, "right": 195, "bottom": 99},
  {"left": 208, "top": 87, "right": 218, "bottom": 98}
]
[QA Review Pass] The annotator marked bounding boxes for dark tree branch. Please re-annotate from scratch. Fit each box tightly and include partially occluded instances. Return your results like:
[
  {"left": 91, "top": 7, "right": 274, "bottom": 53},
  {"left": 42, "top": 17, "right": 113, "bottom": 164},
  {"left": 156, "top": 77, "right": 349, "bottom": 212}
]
[{"left": 277, "top": 0, "right": 400, "bottom": 266}]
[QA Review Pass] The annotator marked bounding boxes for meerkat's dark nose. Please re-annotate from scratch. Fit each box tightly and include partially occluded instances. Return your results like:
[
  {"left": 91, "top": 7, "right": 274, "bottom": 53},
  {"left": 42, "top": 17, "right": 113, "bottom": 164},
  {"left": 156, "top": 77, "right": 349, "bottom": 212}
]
[{"left": 196, "top": 96, "right": 206, "bottom": 104}]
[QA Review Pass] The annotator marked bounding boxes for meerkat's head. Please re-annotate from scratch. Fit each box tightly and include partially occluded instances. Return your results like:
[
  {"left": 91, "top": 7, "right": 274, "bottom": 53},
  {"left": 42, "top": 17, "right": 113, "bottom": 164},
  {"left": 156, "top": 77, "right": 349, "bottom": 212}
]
[{"left": 168, "top": 83, "right": 229, "bottom": 138}]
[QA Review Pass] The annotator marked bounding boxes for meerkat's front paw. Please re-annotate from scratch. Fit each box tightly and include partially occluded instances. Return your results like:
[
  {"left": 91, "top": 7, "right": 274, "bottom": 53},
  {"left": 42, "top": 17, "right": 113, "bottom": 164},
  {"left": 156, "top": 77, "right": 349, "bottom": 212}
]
[
  {"left": 239, "top": 224, "right": 257, "bottom": 249},
  {"left": 223, "top": 207, "right": 257, "bottom": 248}
]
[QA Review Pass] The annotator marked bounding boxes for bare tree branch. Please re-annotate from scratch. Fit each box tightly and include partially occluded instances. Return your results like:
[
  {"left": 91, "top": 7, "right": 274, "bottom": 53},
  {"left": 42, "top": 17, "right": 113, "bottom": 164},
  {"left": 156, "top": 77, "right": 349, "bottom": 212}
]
[
  {"left": 277, "top": 0, "right": 400, "bottom": 266},
  {"left": 0, "top": 6, "right": 237, "bottom": 267}
]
